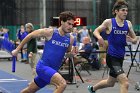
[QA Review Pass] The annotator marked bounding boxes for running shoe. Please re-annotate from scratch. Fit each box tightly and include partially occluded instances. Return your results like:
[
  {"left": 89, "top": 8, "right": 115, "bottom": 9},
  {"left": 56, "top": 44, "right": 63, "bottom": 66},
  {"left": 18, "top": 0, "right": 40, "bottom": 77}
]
[{"left": 87, "top": 85, "right": 96, "bottom": 93}]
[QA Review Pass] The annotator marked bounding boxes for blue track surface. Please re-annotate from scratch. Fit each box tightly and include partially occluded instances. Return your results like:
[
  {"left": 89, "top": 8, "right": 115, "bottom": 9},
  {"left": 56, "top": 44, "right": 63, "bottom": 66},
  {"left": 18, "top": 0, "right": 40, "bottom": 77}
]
[{"left": 0, "top": 70, "right": 53, "bottom": 93}]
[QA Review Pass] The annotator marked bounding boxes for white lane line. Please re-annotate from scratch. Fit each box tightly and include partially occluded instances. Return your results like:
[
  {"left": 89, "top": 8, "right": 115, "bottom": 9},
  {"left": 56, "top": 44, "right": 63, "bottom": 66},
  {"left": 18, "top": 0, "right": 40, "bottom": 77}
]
[
  {"left": 0, "top": 78, "right": 28, "bottom": 82},
  {"left": 0, "top": 78, "right": 17, "bottom": 80}
]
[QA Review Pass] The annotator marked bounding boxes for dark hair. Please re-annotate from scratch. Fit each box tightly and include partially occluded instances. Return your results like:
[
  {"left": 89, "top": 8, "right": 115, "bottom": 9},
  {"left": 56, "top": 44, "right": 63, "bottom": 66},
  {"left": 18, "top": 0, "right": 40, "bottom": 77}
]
[
  {"left": 59, "top": 11, "right": 75, "bottom": 22},
  {"left": 112, "top": 0, "right": 128, "bottom": 16}
]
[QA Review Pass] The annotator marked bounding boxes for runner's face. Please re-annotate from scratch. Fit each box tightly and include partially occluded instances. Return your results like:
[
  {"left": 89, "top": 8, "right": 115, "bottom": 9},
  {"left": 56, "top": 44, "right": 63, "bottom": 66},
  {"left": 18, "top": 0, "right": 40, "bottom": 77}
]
[
  {"left": 116, "top": 8, "right": 128, "bottom": 20},
  {"left": 62, "top": 19, "right": 74, "bottom": 33}
]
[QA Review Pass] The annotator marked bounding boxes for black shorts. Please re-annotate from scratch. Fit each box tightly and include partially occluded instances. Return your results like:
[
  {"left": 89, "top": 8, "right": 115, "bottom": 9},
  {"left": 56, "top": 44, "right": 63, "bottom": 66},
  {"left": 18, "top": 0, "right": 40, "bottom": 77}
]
[{"left": 106, "top": 54, "right": 125, "bottom": 78}]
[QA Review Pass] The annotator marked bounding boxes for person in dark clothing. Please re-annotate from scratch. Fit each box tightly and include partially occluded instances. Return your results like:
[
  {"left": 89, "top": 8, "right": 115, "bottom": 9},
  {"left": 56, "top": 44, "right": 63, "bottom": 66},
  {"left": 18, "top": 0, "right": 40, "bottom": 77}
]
[
  {"left": 72, "top": 36, "right": 92, "bottom": 65},
  {"left": 79, "top": 36, "right": 92, "bottom": 59},
  {"left": 25, "top": 23, "right": 37, "bottom": 79}
]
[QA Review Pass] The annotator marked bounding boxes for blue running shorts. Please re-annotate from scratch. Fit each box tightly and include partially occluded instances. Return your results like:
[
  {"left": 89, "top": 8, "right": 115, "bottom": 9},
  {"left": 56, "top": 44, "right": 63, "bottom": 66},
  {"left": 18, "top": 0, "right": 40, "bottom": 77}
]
[{"left": 34, "top": 60, "right": 57, "bottom": 88}]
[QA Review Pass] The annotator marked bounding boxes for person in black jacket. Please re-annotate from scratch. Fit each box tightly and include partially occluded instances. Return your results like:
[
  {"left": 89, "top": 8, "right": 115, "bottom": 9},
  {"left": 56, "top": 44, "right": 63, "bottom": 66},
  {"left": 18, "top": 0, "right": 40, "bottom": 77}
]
[{"left": 25, "top": 23, "right": 37, "bottom": 79}]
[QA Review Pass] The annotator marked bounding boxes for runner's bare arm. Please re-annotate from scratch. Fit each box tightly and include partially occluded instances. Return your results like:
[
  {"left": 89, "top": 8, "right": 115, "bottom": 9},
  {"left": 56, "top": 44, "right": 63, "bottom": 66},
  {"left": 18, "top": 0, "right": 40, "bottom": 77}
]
[
  {"left": 93, "top": 19, "right": 111, "bottom": 40},
  {"left": 67, "top": 35, "right": 75, "bottom": 52},
  {"left": 127, "top": 20, "right": 138, "bottom": 44},
  {"left": 15, "top": 28, "right": 53, "bottom": 51}
]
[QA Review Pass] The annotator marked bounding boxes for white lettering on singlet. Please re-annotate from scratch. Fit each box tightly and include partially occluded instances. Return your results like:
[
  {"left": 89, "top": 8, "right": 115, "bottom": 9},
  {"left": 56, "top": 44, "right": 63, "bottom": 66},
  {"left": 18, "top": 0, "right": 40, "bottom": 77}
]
[
  {"left": 52, "top": 40, "right": 69, "bottom": 47},
  {"left": 114, "top": 30, "right": 127, "bottom": 35}
]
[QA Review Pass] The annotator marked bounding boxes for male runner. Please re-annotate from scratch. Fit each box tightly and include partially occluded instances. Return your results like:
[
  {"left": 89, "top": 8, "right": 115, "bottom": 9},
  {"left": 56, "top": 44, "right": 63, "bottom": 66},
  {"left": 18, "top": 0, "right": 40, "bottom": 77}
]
[
  {"left": 88, "top": 1, "right": 138, "bottom": 93},
  {"left": 12, "top": 11, "right": 75, "bottom": 93}
]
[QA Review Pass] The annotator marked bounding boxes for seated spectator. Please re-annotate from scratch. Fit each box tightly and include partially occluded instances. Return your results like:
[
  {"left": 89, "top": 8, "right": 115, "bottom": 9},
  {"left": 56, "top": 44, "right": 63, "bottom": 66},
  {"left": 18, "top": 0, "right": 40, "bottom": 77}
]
[
  {"left": 79, "top": 36, "right": 92, "bottom": 59},
  {"left": 63, "top": 36, "right": 100, "bottom": 71},
  {"left": 77, "top": 36, "right": 101, "bottom": 70},
  {"left": 70, "top": 37, "right": 93, "bottom": 65},
  {"left": 64, "top": 36, "right": 92, "bottom": 64}
]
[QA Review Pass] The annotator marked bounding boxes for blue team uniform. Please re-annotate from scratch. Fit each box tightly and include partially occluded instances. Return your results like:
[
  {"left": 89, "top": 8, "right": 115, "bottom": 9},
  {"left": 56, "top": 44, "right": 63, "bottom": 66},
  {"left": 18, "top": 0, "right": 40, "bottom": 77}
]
[
  {"left": 35, "top": 29, "right": 70, "bottom": 88},
  {"left": 107, "top": 18, "right": 129, "bottom": 58},
  {"left": 106, "top": 18, "right": 129, "bottom": 78},
  {"left": 3, "top": 32, "right": 9, "bottom": 40},
  {"left": 17, "top": 30, "right": 28, "bottom": 41}
]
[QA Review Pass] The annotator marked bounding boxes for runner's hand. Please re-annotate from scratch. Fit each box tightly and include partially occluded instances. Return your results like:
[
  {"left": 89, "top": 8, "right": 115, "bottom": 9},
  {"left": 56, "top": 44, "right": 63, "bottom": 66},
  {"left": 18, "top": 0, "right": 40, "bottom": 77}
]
[
  {"left": 12, "top": 49, "right": 19, "bottom": 56},
  {"left": 98, "top": 37, "right": 105, "bottom": 47}
]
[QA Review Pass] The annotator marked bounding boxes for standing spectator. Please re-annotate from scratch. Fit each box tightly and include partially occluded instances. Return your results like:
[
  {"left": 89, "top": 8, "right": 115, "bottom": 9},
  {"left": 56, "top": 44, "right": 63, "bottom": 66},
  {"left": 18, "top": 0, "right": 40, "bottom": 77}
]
[
  {"left": 17, "top": 25, "right": 28, "bottom": 62},
  {"left": 3, "top": 28, "right": 9, "bottom": 40},
  {"left": 71, "top": 27, "right": 79, "bottom": 47},
  {"left": 25, "top": 23, "right": 37, "bottom": 79},
  {"left": 0, "top": 27, "right": 9, "bottom": 40},
  {"left": 79, "top": 26, "right": 90, "bottom": 43},
  {"left": 0, "top": 28, "right": 9, "bottom": 50}
]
